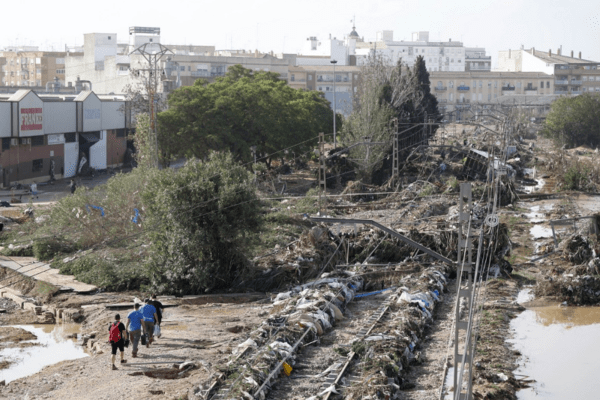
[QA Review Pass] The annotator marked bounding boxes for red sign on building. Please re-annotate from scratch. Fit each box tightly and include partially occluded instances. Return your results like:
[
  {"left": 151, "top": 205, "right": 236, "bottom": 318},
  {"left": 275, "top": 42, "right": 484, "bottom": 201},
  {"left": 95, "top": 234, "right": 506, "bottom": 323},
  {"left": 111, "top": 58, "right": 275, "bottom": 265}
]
[{"left": 21, "top": 107, "right": 43, "bottom": 131}]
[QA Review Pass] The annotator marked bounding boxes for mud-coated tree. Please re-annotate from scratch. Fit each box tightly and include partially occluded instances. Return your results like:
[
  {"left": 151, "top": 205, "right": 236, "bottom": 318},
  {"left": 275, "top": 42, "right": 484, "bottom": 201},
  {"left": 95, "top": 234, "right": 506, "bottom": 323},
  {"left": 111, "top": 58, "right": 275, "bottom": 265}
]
[{"left": 142, "top": 152, "right": 261, "bottom": 294}]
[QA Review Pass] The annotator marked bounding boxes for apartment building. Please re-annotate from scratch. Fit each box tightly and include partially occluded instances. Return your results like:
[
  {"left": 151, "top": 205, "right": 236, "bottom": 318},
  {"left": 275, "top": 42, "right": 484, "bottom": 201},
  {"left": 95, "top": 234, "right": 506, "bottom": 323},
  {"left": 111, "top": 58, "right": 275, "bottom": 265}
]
[
  {"left": 66, "top": 27, "right": 290, "bottom": 94},
  {"left": 465, "top": 48, "right": 491, "bottom": 72},
  {"left": 288, "top": 65, "right": 361, "bottom": 115},
  {"left": 429, "top": 71, "right": 556, "bottom": 118},
  {"left": 496, "top": 47, "right": 600, "bottom": 95},
  {"left": 0, "top": 89, "right": 127, "bottom": 186},
  {"left": 352, "top": 31, "right": 490, "bottom": 72},
  {"left": 0, "top": 48, "right": 82, "bottom": 88}
]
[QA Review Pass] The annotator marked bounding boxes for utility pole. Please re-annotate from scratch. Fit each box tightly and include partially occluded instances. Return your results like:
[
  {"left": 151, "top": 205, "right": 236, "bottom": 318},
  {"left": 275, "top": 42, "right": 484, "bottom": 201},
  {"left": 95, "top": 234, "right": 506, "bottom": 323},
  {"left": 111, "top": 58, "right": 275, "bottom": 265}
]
[
  {"left": 318, "top": 132, "right": 327, "bottom": 216},
  {"left": 130, "top": 42, "right": 173, "bottom": 168},
  {"left": 330, "top": 60, "right": 338, "bottom": 148}
]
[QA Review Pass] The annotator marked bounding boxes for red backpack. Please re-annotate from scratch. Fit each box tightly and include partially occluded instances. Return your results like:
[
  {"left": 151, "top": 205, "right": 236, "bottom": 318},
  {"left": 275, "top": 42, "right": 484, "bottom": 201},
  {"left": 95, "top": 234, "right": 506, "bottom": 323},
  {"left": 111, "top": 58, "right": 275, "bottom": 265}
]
[{"left": 109, "top": 322, "right": 122, "bottom": 342}]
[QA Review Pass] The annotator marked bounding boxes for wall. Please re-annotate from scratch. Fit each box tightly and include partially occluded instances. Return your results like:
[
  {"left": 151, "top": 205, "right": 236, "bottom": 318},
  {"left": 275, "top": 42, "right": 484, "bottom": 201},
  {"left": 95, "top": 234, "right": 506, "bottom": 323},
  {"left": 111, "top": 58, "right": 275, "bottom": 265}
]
[
  {"left": 0, "top": 103, "right": 10, "bottom": 137},
  {"left": 101, "top": 101, "right": 125, "bottom": 130},
  {"left": 43, "top": 102, "right": 76, "bottom": 134},
  {"left": 522, "top": 51, "right": 554, "bottom": 75},
  {"left": 106, "top": 129, "right": 126, "bottom": 167},
  {"left": 0, "top": 142, "right": 65, "bottom": 184}
]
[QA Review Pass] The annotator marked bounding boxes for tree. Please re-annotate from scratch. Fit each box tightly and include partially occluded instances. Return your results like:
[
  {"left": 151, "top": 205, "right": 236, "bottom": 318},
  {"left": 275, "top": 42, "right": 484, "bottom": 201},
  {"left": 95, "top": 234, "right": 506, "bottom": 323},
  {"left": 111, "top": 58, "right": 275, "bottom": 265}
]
[
  {"left": 541, "top": 93, "right": 600, "bottom": 148},
  {"left": 141, "top": 152, "right": 261, "bottom": 294},
  {"left": 412, "top": 55, "right": 440, "bottom": 125},
  {"left": 341, "top": 55, "right": 420, "bottom": 182},
  {"left": 158, "top": 65, "right": 335, "bottom": 166}
]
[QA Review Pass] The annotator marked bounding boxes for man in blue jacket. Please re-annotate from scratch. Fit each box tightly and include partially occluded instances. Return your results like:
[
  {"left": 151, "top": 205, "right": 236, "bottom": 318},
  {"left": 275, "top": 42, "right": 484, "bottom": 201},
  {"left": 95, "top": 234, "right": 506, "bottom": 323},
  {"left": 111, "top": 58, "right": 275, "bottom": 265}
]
[
  {"left": 126, "top": 303, "right": 144, "bottom": 357},
  {"left": 140, "top": 298, "right": 158, "bottom": 347}
]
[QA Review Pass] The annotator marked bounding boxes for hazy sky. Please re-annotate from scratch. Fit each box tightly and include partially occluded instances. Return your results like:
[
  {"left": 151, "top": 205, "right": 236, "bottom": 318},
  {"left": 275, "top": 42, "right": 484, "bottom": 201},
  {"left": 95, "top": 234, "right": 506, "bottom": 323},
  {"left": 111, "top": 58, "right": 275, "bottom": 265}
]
[{"left": 2, "top": 0, "right": 599, "bottom": 67}]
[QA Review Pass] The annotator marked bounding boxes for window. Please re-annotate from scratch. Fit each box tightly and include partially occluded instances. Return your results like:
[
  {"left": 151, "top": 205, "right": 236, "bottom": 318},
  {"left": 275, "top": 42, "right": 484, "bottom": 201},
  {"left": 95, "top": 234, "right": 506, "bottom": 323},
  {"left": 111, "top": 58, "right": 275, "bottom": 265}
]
[
  {"left": 291, "top": 74, "right": 295, "bottom": 82},
  {"left": 2, "top": 138, "right": 10, "bottom": 151},
  {"left": 64, "top": 133, "right": 77, "bottom": 143},
  {"left": 583, "top": 76, "right": 588, "bottom": 81},
  {"left": 488, "top": 94, "right": 491, "bottom": 101},
  {"left": 35, "top": 57, "right": 41, "bottom": 64},
  {"left": 31, "top": 135, "right": 44, "bottom": 146},
  {"left": 479, "top": 81, "right": 482, "bottom": 88},
  {"left": 541, "top": 81, "right": 544, "bottom": 88},
  {"left": 449, "top": 93, "right": 453, "bottom": 102},
  {"left": 494, "top": 81, "right": 497, "bottom": 88},
  {"left": 149, "top": 38, "right": 153, "bottom": 42},
  {"left": 458, "top": 59, "right": 461, "bottom": 63},
  {"left": 32, "top": 159, "right": 43, "bottom": 172},
  {"left": 56, "top": 58, "right": 65, "bottom": 64},
  {"left": 116, "top": 129, "right": 126, "bottom": 138},
  {"left": 517, "top": 81, "right": 522, "bottom": 88},
  {"left": 108, "top": 36, "right": 112, "bottom": 40},
  {"left": 56, "top": 69, "right": 65, "bottom": 74},
  {"left": 180, "top": 66, "right": 185, "bottom": 71},
  {"left": 308, "top": 75, "right": 312, "bottom": 81},
  {"left": 449, "top": 81, "right": 454, "bottom": 88}
]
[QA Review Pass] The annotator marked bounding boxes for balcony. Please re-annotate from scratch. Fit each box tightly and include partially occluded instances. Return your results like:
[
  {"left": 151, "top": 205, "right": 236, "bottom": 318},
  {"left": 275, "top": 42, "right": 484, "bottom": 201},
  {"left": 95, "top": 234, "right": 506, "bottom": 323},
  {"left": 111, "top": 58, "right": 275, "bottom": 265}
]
[
  {"left": 457, "top": 85, "right": 470, "bottom": 91},
  {"left": 572, "top": 91, "right": 582, "bottom": 95},
  {"left": 571, "top": 80, "right": 582, "bottom": 85},
  {"left": 555, "top": 90, "right": 568, "bottom": 94},
  {"left": 501, "top": 86, "right": 515, "bottom": 91},
  {"left": 524, "top": 87, "right": 538, "bottom": 91},
  {"left": 434, "top": 86, "right": 447, "bottom": 91},
  {"left": 555, "top": 80, "right": 568, "bottom": 85}
]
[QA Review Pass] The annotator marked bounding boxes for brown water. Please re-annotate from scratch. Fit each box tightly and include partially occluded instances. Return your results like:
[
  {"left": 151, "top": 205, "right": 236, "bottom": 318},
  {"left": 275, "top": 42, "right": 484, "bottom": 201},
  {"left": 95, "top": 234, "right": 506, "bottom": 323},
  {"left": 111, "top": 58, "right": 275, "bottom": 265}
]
[
  {"left": 0, "top": 323, "right": 88, "bottom": 383},
  {"left": 510, "top": 296, "right": 600, "bottom": 399}
]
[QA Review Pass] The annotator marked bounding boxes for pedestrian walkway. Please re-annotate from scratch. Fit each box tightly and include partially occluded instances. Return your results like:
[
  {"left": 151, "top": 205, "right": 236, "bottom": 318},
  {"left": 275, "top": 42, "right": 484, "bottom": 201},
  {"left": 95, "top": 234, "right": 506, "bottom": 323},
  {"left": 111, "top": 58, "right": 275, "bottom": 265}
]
[{"left": 0, "top": 256, "right": 97, "bottom": 293}]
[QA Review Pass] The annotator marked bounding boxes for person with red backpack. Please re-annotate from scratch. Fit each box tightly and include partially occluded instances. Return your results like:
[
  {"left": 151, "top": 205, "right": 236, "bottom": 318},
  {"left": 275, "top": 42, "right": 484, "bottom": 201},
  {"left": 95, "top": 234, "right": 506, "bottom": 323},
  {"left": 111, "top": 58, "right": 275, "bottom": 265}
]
[{"left": 108, "top": 314, "right": 128, "bottom": 370}]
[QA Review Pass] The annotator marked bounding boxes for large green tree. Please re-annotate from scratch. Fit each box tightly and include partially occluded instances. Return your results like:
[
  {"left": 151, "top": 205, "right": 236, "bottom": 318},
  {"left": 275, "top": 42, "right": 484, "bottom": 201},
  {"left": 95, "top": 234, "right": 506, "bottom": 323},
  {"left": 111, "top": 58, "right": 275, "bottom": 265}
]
[
  {"left": 142, "top": 152, "right": 261, "bottom": 294},
  {"left": 541, "top": 93, "right": 600, "bottom": 147},
  {"left": 158, "top": 65, "right": 336, "bottom": 166}
]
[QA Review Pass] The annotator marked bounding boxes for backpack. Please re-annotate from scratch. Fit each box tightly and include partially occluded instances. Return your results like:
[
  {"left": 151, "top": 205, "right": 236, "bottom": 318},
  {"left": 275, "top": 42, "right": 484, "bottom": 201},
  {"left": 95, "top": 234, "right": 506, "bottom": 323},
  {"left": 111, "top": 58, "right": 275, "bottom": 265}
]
[{"left": 109, "top": 322, "right": 122, "bottom": 342}]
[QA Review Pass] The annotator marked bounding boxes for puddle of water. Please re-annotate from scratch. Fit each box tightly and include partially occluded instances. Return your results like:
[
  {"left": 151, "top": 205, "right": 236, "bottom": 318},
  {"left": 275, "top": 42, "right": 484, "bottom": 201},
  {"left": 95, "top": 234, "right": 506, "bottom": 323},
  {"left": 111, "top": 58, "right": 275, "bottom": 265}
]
[
  {"left": 522, "top": 178, "right": 545, "bottom": 194},
  {"left": 529, "top": 225, "right": 554, "bottom": 239},
  {"left": 516, "top": 288, "right": 534, "bottom": 304},
  {"left": 510, "top": 296, "right": 600, "bottom": 399},
  {"left": 524, "top": 206, "right": 547, "bottom": 223},
  {"left": 0, "top": 323, "right": 88, "bottom": 383}
]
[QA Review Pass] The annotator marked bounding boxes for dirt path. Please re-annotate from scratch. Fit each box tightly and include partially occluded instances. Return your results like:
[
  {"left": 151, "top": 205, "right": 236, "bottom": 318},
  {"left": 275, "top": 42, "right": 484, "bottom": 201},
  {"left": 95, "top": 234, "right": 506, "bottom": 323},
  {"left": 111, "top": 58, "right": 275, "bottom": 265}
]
[{"left": 0, "top": 302, "right": 269, "bottom": 400}]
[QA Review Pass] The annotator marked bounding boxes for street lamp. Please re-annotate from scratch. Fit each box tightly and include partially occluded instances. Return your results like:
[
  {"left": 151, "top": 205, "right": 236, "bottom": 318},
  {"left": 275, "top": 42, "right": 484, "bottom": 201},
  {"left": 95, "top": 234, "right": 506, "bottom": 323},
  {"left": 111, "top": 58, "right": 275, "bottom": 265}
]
[{"left": 330, "top": 59, "right": 337, "bottom": 148}]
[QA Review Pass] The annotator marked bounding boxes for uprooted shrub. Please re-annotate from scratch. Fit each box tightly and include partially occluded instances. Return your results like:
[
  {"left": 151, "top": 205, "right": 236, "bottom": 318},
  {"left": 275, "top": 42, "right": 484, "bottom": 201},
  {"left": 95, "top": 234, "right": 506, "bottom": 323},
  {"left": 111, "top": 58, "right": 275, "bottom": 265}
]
[{"left": 142, "top": 152, "right": 262, "bottom": 295}]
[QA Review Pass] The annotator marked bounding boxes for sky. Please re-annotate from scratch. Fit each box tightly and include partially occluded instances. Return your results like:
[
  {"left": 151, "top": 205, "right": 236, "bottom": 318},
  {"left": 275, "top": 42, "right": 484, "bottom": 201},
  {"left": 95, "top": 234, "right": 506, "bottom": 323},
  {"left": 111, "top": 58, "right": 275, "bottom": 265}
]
[{"left": 2, "top": 0, "right": 599, "bottom": 67}]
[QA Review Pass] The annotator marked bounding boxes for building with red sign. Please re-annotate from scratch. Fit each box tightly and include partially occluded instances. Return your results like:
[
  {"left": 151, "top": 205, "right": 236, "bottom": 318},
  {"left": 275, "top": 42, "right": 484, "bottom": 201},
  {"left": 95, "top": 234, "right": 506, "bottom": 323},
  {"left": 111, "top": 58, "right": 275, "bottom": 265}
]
[{"left": 0, "top": 89, "right": 128, "bottom": 187}]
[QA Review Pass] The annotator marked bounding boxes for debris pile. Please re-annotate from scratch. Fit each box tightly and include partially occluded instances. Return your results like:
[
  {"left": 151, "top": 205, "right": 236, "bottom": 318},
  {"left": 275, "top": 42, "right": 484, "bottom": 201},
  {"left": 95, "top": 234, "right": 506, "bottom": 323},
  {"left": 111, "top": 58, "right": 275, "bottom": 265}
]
[
  {"left": 343, "top": 264, "right": 450, "bottom": 399},
  {"left": 196, "top": 273, "right": 363, "bottom": 399}
]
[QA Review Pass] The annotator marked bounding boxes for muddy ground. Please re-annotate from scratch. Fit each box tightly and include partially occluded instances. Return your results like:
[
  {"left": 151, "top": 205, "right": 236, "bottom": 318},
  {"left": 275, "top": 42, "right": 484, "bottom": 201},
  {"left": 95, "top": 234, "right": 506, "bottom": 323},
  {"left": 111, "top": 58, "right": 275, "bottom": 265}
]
[{"left": 1, "top": 124, "right": 599, "bottom": 399}]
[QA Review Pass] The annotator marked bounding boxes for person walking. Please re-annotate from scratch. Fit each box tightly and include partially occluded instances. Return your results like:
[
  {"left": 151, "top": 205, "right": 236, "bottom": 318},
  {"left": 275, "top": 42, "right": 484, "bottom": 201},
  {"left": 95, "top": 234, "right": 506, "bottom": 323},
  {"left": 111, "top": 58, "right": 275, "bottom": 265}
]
[
  {"left": 108, "top": 314, "right": 128, "bottom": 370},
  {"left": 149, "top": 294, "right": 164, "bottom": 339},
  {"left": 126, "top": 303, "right": 143, "bottom": 358},
  {"left": 140, "top": 298, "right": 158, "bottom": 348},
  {"left": 69, "top": 179, "right": 77, "bottom": 194}
]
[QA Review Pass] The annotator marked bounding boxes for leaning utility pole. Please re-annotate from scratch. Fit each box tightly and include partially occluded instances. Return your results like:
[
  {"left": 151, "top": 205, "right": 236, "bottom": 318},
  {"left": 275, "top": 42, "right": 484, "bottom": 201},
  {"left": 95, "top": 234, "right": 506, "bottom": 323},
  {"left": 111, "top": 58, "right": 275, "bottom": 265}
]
[{"left": 130, "top": 42, "right": 173, "bottom": 168}]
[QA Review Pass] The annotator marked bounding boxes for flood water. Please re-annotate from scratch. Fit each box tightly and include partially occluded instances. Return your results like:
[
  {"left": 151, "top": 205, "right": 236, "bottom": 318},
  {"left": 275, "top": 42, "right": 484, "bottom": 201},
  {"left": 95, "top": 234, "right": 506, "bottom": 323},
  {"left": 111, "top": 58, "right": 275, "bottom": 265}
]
[
  {"left": 0, "top": 323, "right": 88, "bottom": 383},
  {"left": 510, "top": 292, "right": 600, "bottom": 399}
]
